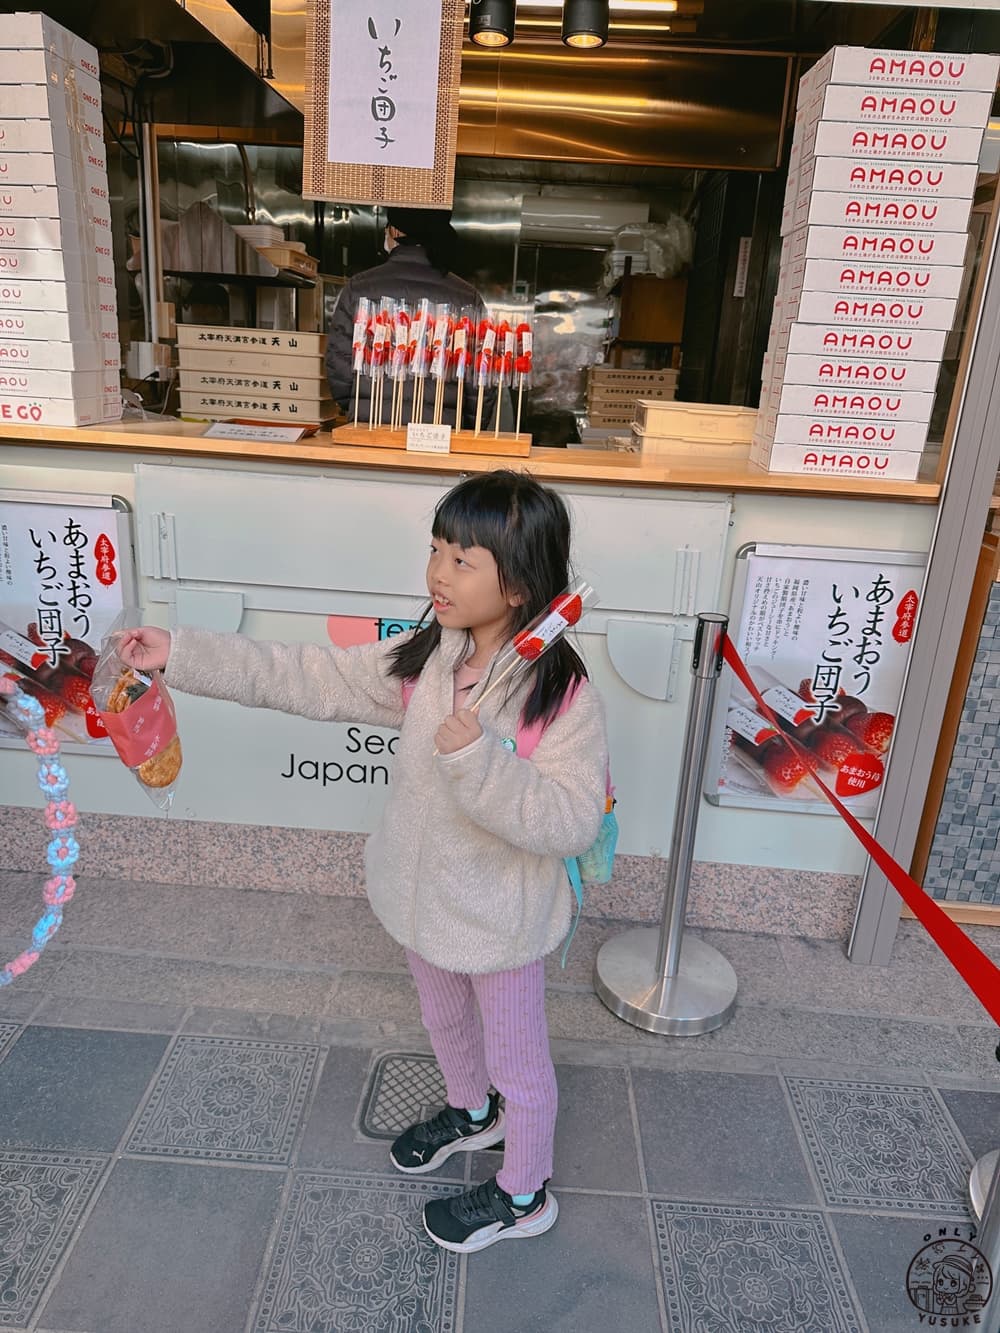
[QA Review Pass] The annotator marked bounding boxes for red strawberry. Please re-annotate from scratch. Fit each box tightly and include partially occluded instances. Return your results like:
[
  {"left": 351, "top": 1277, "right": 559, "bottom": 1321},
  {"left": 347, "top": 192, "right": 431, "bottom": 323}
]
[
  {"left": 762, "top": 745, "right": 809, "bottom": 793},
  {"left": 58, "top": 673, "right": 96, "bottom": 714},
  {"left": 26, "top": 622, "right": 43, "bottom": 647},
  {"left": 808, "top": 727, "right": 857, "bottom": 771},
  {"left": 797, "top": 678, "right": 815, "bottom": 703},
  {"left": 19, "top": 678, "right": 67, "bottom": 726},
  {"left": 0, "top": 649, "right": 15, "bottom": 667},
  {"left": 844, "top": 710, "right": 894, "bottom": 755}
]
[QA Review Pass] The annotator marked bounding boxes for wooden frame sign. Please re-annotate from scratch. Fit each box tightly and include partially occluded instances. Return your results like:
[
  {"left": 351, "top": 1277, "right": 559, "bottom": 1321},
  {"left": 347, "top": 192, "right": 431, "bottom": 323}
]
[{"left": 303, "top": 0, "right": 465, "bottom": 208}]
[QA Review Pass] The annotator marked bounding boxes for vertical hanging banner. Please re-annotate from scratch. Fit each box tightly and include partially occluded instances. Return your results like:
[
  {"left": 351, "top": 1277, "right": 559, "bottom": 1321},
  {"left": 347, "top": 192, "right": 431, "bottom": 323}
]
[
  {"left": 303, "top": 0, "right": 465, "bottom": 207},
  {"left": 0, "top": 493, "right": 135, "bottom": 749},
  {"left": 706, "top": 543, "right": 925, "bottom": 815}
]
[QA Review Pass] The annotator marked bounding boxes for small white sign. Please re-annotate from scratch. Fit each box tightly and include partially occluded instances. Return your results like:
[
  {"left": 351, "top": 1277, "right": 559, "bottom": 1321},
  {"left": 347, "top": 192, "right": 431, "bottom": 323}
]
[
  {"left": 733, "top": 237, "right": 752, "bottom": 298},
  {"left": 204, "top": 423, "right": 307, "bottom": 443},
  {"left": 406, "top": 422, "right": 452, "bottom": 454},
  {"left": 327, "top": 0, "right": 443, "bottom": 171}
]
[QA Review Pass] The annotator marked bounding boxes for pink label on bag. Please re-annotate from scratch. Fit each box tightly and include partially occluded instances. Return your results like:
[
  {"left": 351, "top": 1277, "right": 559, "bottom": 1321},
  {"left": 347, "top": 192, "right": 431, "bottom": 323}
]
[{"left": 97, "top": 675, "right": 177, "bottom": 769}]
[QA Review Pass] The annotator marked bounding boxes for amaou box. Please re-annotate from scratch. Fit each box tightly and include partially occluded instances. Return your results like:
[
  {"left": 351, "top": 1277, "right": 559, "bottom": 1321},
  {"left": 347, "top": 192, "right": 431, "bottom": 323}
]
[
  {"left": 794, "top": 193, "right": 973, "bottom": 236},
  {"left": 782, "top": 224, "right": 968, "bottom": 267},
  {"left": 782, "top": 323, "right": 948, "bottom": 363},
  {"left": 0, "top": 394, "right": 103, "bottom": 427},
  {"left": 805, "top": 120, "right": 984, "bottom": 164},
  {"left": 782, "top": 353, "right": 940, "bottom": 394},
  {"left": 794, "top": 157, "right": 979, "bottom": 202},
  {"left": 773, "top": 383, "right": 935, "bottom": 422},
  {"left": 781, "top": 257, "right": 964, "bottom": 302},
  {"left": 799, "top": 84, "right": 995, "bottom": 129},
  {"left": 0, "top": 12, "right": 101, "bottom": 79},
  {"left": 751, "top": 438, "right": 922, "bottom": 480},
  {"left": 0, "top": 75, "right": 103, "bottom": 127},
  {"left": 801, "top": 47, "right": 1000, "bottom": 94},
  {"left": 0, "top": 337, "right": 106, "bottom": 372},
  {"left": 789, "top": 290, "right": 965, "bottom": 331},
  {"left": 0, "top": 182, "right": 111, "bottom": 227},
  {"left": 0, "top": 153, "right": 108, "bottom": 193},
  {"left": 0, "top": 247, "right": 115, "bottom": 284},
  {"left": 0, "top": 367, "right": 113, "bottom": 398},
  {"left": 756, "top": 410, "right": 930, "bottom": 451},
  {"left": 0, "top": 118, "right": 107, "bottom": 169}
]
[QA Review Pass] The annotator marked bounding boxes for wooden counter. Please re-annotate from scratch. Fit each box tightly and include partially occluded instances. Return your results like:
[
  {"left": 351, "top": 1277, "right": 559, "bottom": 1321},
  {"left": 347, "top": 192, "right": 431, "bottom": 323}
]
[{"left": 0, "top": 419, "right": 941, "bottom": 502}]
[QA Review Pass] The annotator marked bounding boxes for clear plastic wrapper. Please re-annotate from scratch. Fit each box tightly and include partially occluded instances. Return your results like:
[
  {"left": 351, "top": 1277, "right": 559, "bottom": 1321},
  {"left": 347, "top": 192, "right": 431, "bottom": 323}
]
[
  {"left": 90, "top": 612, "right": 182, "bottom": 811},
  {"left": 0, "top": 618, "right": 105, "bottom": 744}
]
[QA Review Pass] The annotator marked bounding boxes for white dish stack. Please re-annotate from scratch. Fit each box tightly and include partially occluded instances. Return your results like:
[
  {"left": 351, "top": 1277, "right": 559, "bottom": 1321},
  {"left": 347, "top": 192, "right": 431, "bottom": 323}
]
[
  {"left": 0, "top": 13, "right": 121, "bottom": 428},
  {"left": 753, "top": 47, "right": 1000, "bottom": 480}
]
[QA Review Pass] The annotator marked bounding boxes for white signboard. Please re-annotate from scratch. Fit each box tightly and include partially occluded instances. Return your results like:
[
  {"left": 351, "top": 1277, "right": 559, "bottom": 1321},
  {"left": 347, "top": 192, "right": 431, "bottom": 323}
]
[
  {"left": 708, "top": 544, "right": 925, "bottom": 815},
  {"left": 327, "top": 0, "right": 442, "bottom": 170},
  {"left": 0, "top": 491, "right": 135, "bottom": 748}
]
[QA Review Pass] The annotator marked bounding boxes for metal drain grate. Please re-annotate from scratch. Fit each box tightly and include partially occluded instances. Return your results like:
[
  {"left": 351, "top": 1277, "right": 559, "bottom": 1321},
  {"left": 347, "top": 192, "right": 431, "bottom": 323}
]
[{"left": 358, "top": 1053, "right": 448, "bottom": 1140}]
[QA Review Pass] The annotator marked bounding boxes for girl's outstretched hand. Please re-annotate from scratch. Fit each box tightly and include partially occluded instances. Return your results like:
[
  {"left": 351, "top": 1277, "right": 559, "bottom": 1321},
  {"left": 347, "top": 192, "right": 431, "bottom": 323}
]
[
  {"left": 116, "top": 626, "right": 171, "bottom": 673},
  {"left": 435, "top": 708, "right": 483, "bottom": 755}
]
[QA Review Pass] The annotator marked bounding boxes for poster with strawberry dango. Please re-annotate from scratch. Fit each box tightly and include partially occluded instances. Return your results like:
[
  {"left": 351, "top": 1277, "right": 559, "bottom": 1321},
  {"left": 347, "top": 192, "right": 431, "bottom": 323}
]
[
  {"left": 0, "top": 497, "right": 135, "bottom": 749},
  {"left": 709, "top": 545, "right": 925, "bottom": 815}
]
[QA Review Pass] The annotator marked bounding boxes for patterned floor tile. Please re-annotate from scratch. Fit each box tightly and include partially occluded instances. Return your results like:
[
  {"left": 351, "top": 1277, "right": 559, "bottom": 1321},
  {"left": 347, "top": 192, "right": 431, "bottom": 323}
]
[
  {"left": 252, "top": 1172, "right": 459, "bottom": 1333},
  {"left": 359, "top": 1052, "right": 448, "bottom": 1139},
  {"left": 785, "top": 1078, "right": 971, "bottom": 1215},
  {"left": 652, "top": 1200, "right": 864, "bottom": 1333},
  {"left": 0, "top": 1150, "right": 106, "bottom": 1327},
  {"left": 126, "top": 1035, "right": 320, "bottom": 1164}
]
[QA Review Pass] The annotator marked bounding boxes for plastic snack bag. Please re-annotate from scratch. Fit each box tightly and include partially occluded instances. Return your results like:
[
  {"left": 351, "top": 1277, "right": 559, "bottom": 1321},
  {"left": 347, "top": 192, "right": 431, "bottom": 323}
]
[{"left": 90, "top": 614, "right": 182, "bottom": 811}]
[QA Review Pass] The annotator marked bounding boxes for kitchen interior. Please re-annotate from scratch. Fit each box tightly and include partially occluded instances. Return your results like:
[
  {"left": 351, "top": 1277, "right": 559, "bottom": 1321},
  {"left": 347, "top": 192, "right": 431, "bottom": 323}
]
[{"left": 10, "top": 0, "right": 997, "bottom": 448}]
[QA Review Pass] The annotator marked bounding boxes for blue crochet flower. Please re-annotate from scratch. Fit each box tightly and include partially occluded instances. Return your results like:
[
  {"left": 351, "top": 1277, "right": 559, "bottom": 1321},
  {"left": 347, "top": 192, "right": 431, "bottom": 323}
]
[
  {"left": 37, "top": 761, "right": 70, "bottom": 799},
  {"left": 32, "top": 909, "right": 62, "bottom": 949},
  {"left": 46, "top": 834, "right": 79, "bottom": 873},
  {"left": 9, "top": 693, "right": 44, "bottom": 728}
]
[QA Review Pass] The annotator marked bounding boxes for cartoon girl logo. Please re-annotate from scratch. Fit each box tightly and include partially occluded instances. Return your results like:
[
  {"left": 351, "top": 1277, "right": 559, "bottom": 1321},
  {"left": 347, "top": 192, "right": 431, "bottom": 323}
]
[{"left": 906, "top": 1237, "right": 992, "bottom": 1319}]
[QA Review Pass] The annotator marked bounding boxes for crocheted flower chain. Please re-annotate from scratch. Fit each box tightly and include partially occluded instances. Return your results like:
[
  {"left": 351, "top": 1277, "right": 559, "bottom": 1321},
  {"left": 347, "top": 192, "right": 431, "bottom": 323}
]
[{"left": 0, "top": 676, "right": 77, "bottom": 985}]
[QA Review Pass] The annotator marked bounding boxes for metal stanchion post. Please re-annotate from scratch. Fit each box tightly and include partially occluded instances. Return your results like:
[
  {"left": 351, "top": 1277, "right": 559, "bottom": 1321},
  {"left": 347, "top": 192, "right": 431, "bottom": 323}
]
[
  {"left": 970, "top": 1149, "right": 1000, "bottom": 1327},
  {"left": 594, "top": 612, "right": 738, "bottom": 1035}
]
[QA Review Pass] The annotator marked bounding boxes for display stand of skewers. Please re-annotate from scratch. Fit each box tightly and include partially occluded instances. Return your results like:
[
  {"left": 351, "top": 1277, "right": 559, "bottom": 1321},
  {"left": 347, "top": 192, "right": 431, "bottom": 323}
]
[{"left": 332, "top": 297, "right": 533, "bottom": 457}]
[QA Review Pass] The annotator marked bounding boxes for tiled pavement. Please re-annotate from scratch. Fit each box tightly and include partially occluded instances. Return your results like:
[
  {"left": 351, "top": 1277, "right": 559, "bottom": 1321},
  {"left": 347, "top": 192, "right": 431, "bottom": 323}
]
[{"left": 0, "top": 872, "right": 997, "bottom": 1332}]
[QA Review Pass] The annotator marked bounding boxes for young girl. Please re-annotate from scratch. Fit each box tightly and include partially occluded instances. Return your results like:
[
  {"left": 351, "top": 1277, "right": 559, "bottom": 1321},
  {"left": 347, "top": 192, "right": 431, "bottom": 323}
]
[{"left": 117, "top": 469, "right": 608, "bottom": 1254}]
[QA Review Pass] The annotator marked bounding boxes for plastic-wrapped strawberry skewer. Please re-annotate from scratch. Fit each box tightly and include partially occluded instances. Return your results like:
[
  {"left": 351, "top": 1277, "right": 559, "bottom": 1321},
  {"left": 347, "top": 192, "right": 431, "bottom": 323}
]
[
  {"left": 473, "top": 317, "right": 496, "bottom": 437},
  {"left": 408, "top": 298, "right": 432, "bottom": 426},
  {"left": 514, "top": 320, "right": 532, "bottom": 439},
  {"left": 493, "top": 322, "right": 515, "bottom": 438},
  {"left": 432, "top": 581, "right": 598, "bottom": 754},
  {"left": 350, "top": 297, "right": 372, "bottom": 428},
  {"left": 369, "top": 299, "right": 393, "bottom": 429},
  {"left": 430, "top": 303, "right": 453, "bottom": 426},
  {"left": 452, "top": 310, "right": 474, "bottom": 431},
  {"left": 389, "top": 303, "right": 411, "bottom": 432}
]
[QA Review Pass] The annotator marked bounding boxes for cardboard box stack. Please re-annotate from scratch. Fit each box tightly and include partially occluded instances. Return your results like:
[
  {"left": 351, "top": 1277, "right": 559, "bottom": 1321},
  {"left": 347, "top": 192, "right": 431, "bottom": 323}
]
[
  {"left": 0, "top": 13, "right": 121, "bottom": 427},
  {"left": 753, "top": 46, "right": 1000, "bottom": 480},
  {"left": 586, "top": 366, "right": 677, "bottom": 429},
  {"left": 176, "top": 325, "right": 333, "bottom": 424}
]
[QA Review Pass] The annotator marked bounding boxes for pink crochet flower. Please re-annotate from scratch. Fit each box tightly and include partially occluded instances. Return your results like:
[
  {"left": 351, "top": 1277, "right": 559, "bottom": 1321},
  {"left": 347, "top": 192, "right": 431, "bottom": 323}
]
[
  {"left": 0, "top": 675, "right": 17, "bottom": 696},
  {"left": 44, "top": 801, "right": 78, "bottom": 831},
  {"left": 44, "top": 875, "right": 76, "bottom": 906},
  {"left": 7, "top": 950, "right": 39, "bottom": 977},
  {"left": 27, "top": 728, "right": 60, "bottom": 757}
]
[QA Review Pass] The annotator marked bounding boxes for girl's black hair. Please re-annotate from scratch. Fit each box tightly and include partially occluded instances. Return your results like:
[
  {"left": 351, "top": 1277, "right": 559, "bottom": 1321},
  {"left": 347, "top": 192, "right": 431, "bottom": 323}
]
[{"left": 388, "top": 470, "right": 588, "bottom": 725}]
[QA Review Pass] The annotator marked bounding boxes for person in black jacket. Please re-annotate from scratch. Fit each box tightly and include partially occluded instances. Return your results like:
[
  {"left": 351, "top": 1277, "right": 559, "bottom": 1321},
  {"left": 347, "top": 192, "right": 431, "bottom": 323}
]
[{"left": 325, "top": 208, "right": 495, "bottom": 430}]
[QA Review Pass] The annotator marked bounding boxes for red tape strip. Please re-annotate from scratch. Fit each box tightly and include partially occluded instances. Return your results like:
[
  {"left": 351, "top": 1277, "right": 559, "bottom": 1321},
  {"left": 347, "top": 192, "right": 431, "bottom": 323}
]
[{"left": 722, "top": 636, "right": 1000, "bottom": 1027}]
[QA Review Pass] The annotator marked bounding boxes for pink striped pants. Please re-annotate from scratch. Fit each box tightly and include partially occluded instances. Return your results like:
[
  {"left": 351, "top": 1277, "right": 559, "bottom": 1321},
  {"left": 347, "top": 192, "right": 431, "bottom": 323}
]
[{"left": 405, "top": 949, "right": 558, "bottom": 1195}]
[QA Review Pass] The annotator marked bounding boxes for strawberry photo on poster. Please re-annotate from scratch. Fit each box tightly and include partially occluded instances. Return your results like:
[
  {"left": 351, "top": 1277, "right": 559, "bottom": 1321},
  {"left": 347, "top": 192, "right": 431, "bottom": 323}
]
[
  {"left": 716, "top": 548, "right": 924, "bottom": 815},
  {"left": 0, "top": 498, "right": 130, "bottom": 748}
]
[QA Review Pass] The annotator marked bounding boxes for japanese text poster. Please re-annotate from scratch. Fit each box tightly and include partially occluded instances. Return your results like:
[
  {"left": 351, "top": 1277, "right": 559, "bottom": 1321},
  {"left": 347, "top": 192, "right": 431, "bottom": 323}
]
[
  {"left": 0, "top": 496, "right": 133, "bottom": 748},
  {"left": 711, "top": 545, "right": 924, "bottom": 814},
  {"left": 326, "top": 0, "right": 442, "bottom": 170}
]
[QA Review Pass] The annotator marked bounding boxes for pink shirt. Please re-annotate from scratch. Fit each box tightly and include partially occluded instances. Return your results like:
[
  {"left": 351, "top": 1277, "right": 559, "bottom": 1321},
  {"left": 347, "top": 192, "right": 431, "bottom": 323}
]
[{"left": 453, "top": 661, "right": 483, "bottom": 712}]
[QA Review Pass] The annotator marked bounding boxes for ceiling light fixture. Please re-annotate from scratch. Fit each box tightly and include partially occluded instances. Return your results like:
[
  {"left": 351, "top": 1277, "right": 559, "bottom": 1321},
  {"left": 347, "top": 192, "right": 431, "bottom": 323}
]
[
  {"left": 562, "top": 0, "right": 610, "bottom": 48},
  {"left": 470, "top": 0, "right": 517, "bottom": 47}
]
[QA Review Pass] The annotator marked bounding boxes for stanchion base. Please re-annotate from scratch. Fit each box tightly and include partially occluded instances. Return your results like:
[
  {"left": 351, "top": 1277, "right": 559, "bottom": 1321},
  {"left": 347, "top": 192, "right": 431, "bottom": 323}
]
[
  {"left": 970, "top": 1149, "right": 999, "bottom": 1221},
  {"left": 594, "top": 927, "right": 738, "bottom": 1035}
]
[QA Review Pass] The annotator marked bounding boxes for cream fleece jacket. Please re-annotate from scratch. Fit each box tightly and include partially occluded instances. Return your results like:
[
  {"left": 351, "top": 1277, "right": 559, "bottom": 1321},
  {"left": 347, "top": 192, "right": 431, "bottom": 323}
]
[{"left": 166, "top": 625, "right": 608, "bottom": 973}]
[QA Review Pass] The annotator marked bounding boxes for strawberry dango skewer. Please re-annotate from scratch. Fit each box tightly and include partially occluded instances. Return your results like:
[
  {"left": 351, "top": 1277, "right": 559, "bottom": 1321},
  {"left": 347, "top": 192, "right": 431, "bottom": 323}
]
[
  {"left": 514, "top": 321, "right": 532, "bottom": 439},
  {"left": 431, "top": 582, "right": 597, "bottom": 755}
]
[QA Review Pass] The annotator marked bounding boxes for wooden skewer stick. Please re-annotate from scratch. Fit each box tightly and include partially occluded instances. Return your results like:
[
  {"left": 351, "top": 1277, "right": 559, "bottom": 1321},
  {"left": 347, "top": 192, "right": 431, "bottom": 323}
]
[
  {"left": 494, "top": 384, "right": 503, "bottom": 437},
  {"left": 474, "top": 384, "right": 484, "bottom": 436},
  {"left": 456, "top": 378, "right": 464, "bottom": 432},
  {"left": 353, "top": 372, "right": 360, "bottom": 428},
  {"left": 515, "top": 378, "right": 524, "bottom": 438},
  {"left": 432, "top": 657, "right": 524, "bottom": 755}
]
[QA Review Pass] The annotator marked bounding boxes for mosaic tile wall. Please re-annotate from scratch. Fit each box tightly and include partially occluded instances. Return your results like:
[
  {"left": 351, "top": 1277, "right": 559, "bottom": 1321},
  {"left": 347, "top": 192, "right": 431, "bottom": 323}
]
[{"left": 925, "top": 580, "right": 1000, "bottom": 905}]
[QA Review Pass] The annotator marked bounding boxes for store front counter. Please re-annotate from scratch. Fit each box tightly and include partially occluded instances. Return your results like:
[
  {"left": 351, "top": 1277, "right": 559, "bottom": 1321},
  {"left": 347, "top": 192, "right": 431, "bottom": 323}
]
[{"left": 0, "top": 420, "right": 940, "bottom": 939}]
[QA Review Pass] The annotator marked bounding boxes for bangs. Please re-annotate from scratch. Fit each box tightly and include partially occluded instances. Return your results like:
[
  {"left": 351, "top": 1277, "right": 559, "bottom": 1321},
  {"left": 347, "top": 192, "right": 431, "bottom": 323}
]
[{"left": 432, "top": 482, "right": 512, "bottom": 557}]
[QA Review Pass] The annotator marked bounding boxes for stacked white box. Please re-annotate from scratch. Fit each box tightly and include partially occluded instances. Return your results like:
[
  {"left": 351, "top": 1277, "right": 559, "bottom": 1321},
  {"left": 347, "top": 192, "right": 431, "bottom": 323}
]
[
  {"left": 175, "top": 326, "right": 332, "bottom": 424},
  {"left": 0, "top": 14, "right": 120, "bottom": 428},
  {"left": 755, "top": 44, "right": 999, "bottom": 480}
]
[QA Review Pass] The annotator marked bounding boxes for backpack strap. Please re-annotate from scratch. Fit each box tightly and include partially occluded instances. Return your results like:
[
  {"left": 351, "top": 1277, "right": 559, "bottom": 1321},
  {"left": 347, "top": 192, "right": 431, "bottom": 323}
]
[{"left": 401, "top": 677, "right": 417, "bottom": 709}]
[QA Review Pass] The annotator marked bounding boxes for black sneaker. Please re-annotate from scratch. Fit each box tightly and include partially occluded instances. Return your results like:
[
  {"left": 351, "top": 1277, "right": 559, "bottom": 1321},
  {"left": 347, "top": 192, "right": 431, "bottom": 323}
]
[
  {"left": 389, "top": 1092, "right": 505, "bottom": 1174},
  {"left": 423, "top": 1175, "right": 558, "bottom": 1253}
]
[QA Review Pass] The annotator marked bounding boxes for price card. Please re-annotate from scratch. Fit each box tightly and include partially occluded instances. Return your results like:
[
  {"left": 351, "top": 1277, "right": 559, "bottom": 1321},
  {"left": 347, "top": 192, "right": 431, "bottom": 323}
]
[
  {"left": 204, "top": 423, "right": 307, "bottom": 443},
  {"left": 406, "top": 423, "right": 452, "bottom": 454}
]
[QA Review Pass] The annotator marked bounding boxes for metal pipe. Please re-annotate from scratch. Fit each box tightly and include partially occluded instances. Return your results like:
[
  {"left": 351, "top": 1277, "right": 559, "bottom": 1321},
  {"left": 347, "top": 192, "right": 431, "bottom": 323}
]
[
  {"left": 138, "top": 123, "right": 165, "bottom": 342},
  {"left": 972, "top": 1150, "right": 1000, "bottom": 1324},
  {"left": 656, "top": 612, "right": 728, "bottom": 979}
]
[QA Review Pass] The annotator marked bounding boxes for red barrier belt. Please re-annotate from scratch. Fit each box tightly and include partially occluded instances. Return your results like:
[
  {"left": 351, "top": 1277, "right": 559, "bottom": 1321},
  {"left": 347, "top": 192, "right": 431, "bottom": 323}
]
[{"left": 722, "top": 636, "right": 1000, "bottom": 1027}]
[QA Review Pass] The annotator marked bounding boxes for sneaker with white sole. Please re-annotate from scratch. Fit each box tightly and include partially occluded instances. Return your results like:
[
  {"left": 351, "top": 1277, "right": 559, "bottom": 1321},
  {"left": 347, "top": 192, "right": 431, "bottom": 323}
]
[
  {"left": 423, "top": 1175, "right": 558, "bottom": 1253},
  {"left": 389, "top": 1091, "right": 505, "bottom": 1174}
]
